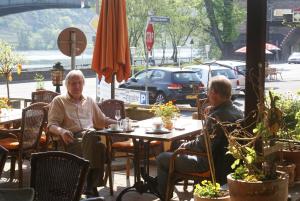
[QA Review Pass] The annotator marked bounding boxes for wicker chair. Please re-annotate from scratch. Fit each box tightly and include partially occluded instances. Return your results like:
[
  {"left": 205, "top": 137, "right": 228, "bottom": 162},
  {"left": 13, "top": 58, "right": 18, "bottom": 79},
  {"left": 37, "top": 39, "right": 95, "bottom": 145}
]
[
  {"left": 0, "top": 102, "right": 48, "bottom": 187},
  {"left": 164, "top": 129, "right": 215, "bottom": 201},
  {"left": 98, "top": 99, "right": 163, "bottom": 195},
  {"left": 0, "top": 145, "right": 8, "bottom": 177},
  {"left": 31, "top": 90, "right": 59, "bottom": 150},
  {"left": 30, "top": 151, "right": 89, "bottom": 201},
  {"left": 31, "top": 90, "right": 59, "bottom": 104}
]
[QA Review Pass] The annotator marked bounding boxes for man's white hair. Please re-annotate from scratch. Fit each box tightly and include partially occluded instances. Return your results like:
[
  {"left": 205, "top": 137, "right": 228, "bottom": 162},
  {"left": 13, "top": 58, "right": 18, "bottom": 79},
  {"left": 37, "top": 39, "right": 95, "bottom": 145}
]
[{"left": 64, "top": 70, "right": 85, "bottom": 87}]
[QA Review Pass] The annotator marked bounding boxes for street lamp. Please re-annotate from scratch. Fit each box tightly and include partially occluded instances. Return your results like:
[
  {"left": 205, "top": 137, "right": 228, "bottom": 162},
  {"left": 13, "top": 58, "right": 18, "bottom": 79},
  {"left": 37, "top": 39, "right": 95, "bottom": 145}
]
[
  {"left": 51, "top": 62, "right": 64, "bottom": 93},
  {"left": 177, "top": 46, "right": 182, "bottom": 69},
  {"left": 130, "top": 46, "right": 136, "bottom": 75}
]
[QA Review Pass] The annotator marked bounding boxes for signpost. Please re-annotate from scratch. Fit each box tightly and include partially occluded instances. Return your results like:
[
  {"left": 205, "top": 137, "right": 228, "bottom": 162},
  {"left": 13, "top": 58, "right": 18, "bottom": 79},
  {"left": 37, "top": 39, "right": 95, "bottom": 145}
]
[
  {"left": 150, "top": 16, "right": 170, "bottom": 23},
  {"left": 57, "top": 27, "right": 87, "bottom": 69}
]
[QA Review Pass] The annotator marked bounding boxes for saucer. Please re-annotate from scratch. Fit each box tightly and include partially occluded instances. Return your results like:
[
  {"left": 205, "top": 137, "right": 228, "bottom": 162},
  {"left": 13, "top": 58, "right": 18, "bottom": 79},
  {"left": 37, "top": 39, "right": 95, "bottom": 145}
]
[
  {"left": 146, "top": 128, "right": 170, "bottom": 134},
  {"left": 106, "top": 128, "right": 123, "bottom": 133}
]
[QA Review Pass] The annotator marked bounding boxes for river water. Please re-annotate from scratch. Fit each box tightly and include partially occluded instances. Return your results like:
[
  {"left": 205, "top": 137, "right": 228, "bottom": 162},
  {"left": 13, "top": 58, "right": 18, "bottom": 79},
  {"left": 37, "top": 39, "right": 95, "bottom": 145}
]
[{"left": 17, "top": 47, "right": 201, "bottom": 70}]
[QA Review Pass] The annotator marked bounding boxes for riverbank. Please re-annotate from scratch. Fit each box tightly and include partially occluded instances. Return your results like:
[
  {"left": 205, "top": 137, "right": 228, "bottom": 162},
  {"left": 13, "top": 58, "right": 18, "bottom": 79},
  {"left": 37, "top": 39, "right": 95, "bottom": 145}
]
[{"left": 0, "top": 66, "right": 96, "bottom": 84}]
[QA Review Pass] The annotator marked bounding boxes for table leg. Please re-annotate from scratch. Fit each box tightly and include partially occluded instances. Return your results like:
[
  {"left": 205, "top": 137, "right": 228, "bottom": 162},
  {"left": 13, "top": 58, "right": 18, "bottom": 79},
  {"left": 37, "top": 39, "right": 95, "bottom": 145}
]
[{"left": 116, "top": 139, "right": 160, "bottom": 200}]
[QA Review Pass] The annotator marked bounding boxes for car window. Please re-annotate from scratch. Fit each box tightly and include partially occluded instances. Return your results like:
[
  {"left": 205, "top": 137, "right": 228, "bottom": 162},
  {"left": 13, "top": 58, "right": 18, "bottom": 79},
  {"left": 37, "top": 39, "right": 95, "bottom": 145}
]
[
  {"left": 172, "top": 72, "right": 200, "bottom": 82},
  {"left": 211, "top": 69, "right": 236, "bottom": 79},
  {"left": 151, "top": 70, "right": 165, "bottom": 80},
  {"left": 135, "top": 70, "right": 153, "bottom": 80},
  {"left": 236, "top": 65, "right": 246, "bottom": 75}
]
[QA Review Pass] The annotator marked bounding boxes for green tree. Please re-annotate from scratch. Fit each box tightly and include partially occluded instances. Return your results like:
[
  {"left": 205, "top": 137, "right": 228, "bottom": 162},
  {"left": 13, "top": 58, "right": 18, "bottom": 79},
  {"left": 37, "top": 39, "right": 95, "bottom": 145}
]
[{"left": 202, "top": 0, "right": 245, "bottom": 59}]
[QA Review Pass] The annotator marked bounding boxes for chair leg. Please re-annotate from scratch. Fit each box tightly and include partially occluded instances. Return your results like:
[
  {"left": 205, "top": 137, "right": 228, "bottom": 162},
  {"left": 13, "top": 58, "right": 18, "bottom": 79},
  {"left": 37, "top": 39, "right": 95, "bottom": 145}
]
[
  {"left": 183, "top": 179, "right": 188, "bottom": 192},
  {"left": 18, "top": 157, "right": 23, "bottom": 187},
  {"left": 9, "top": 156, "right": 16, "bottom": 182},
  {"left": 126, "top": 158, "right": 130, "bottom": 179}
]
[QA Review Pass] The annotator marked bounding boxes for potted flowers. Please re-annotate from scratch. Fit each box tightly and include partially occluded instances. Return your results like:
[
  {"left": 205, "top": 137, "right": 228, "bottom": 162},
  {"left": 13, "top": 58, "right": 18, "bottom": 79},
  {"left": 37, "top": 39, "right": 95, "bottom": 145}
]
[
  {"left": 222, "top": 91, "right": 288, "bottom": 201},
  {"left": 151, "top": 101, "right": 179, "bottom": 130},
  {"left": 194, "top": 180, "right": 230, "bottom": 201}
]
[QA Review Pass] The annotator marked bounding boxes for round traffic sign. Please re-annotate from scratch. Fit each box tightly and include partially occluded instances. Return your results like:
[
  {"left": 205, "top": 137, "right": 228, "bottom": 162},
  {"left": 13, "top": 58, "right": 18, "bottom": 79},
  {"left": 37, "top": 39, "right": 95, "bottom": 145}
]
[
  {"left": 57, "top": 27, "right": 87, "bottom": 57},
  {"left": 145, "top": 23, "right": 154, "bottom": 51}
]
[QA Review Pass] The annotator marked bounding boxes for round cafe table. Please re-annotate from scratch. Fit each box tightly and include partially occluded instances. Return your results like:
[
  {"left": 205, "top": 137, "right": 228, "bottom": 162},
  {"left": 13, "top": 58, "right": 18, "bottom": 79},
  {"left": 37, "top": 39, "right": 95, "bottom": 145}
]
[{"left": 0, "top": 187, "right": 34, "bottom": 201}]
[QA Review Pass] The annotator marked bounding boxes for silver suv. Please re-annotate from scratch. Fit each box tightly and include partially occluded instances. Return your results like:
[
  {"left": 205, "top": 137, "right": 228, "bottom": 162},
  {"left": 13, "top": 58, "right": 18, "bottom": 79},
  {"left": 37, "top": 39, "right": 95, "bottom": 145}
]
[
  {"left": 185, "top": 64, "right": 241, "bottom": 99},
  {"left": 205, "top": 60, "right": 246, "bottom": 92}
]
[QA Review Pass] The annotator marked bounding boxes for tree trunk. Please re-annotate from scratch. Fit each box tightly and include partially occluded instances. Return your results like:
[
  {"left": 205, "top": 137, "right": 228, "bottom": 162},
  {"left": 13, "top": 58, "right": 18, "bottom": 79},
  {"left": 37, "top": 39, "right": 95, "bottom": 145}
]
[
  {"left": 222, "top": 42, "right": 234, "bottom": 59},
  {"left": 6, "top": 78, "right": 10, "bottom": 99}
]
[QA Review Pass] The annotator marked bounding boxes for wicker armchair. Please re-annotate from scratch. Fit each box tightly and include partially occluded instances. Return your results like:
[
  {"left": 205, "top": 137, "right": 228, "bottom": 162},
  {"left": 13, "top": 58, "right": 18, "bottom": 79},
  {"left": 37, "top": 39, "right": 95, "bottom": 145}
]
[
  {"left": 31, "top": 90, "right": 59, "bottom": 104},
  {"left": 0, "top": 102, "right": 48, "bottom": 187},
  {"left": 164, "top": 148, "right": 212, "bottom": 201},
  {"left": 0, "top": 145, "right": 8, "bottom": 177},
  {"left": 30, "top": 151, "right": 89, "bottom": 201},
  {"left": 31, "top": 90, "right": 59, "bottom": 150}
]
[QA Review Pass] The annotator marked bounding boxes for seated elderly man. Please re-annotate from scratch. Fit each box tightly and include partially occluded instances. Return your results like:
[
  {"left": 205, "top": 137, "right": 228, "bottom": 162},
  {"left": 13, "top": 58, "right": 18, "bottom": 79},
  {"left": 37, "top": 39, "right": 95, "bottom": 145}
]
[
  {"left": 48, "top": 70, "right": 115, "bottom": 198},
  {"left": 155, "top": 76, "right": 243, "bottom": 200}
]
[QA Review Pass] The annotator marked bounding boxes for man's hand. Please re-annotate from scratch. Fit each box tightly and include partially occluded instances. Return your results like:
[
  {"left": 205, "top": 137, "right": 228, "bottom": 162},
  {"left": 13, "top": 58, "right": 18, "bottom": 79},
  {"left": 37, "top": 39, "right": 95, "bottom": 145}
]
[{"left": 60, "top": 130, "right": 74, "bottom": 145}]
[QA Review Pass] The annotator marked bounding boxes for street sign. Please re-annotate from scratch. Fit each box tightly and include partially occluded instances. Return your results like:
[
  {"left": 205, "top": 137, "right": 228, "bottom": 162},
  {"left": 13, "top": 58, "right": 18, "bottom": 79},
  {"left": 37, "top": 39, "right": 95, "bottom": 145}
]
[
  {"left": 150, "top": 16, "right": 170, "bottom": 23},
  {"left": 145, "top": 23, "right": 154, "bottom": 51},
  {"left": 57, "top": 27, "right": 87, "bottom": 57}
]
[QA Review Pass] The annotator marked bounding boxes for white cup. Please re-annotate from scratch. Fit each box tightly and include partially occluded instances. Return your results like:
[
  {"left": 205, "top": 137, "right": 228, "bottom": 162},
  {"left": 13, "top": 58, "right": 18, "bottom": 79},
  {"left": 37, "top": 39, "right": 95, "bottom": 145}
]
[
  {"left": 109, "top": 124, "right": 118, "bottom": 131},
  {"left": 153, "top": 122, "right": 162, "bottom": 131}
]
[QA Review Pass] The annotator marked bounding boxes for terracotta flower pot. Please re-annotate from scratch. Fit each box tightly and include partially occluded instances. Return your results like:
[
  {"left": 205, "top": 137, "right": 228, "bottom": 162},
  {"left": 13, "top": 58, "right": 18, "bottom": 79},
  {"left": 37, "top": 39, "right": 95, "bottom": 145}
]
[
  {"left": 227, "top": 173, "right": 288, "bottom": 201},
  {"left": 276, "top": 163, "right": 296, "bottom": 187},
  {"left": 281, "top": 149, "right": 300, "bottom": 181},
  {"left": 194, "top": 195, "right": 230, "bottom": 201}
]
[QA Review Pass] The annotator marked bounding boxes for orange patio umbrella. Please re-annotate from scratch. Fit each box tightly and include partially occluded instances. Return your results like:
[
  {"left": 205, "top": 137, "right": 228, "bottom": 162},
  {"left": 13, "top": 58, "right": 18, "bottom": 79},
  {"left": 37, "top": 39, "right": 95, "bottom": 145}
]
[{"left": 92, "top": 0, "right": 131, "bottom": 98}]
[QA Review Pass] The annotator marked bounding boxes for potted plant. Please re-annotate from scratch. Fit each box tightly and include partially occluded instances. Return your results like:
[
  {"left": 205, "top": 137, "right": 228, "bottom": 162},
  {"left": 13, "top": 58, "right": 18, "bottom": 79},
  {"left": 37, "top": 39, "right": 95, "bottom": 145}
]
[
  {"left": 34, "top": 73, "right": 45, "bottom": 91},
  {"left": 275, "top": 91, "right": 300, "bottom": 181},
  {"left": 222, "top": 91, "right": 288, "bottom": 201},
  {"left": 0, "top": 40, "right": 23, "bottom": 99},
  {"left": 151, "top": 101, "right": 179, "bottom": 130},
  {"left": 194, "top": 180, "right": 230, "bottom": 201}
]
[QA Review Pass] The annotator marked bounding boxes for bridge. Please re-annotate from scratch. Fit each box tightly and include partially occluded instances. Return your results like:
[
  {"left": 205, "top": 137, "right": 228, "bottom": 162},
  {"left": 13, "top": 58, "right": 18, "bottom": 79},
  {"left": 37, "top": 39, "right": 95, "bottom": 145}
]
[{"left": 0, "top": 0, "right": 85, "bottom": 17}]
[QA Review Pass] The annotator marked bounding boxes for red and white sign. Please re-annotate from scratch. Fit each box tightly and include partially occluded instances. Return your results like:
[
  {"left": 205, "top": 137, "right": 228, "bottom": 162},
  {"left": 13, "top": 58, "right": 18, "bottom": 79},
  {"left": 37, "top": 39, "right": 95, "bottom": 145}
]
[{"left": 145, "top": 23, "right": 154, "bottom": 51}]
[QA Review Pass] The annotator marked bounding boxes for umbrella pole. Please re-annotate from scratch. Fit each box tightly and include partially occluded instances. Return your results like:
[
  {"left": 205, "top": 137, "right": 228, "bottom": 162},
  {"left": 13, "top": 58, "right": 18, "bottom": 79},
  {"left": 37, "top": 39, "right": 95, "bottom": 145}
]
[{"left": 111, "top": 73, "right": 115, "bottom": 99}]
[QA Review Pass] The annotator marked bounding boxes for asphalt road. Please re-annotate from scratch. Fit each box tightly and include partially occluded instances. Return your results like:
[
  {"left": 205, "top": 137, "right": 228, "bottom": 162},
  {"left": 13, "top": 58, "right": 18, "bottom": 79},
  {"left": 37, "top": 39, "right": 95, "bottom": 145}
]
[{"left": 0, "top": 63, "right": 299, "bottom": 101}]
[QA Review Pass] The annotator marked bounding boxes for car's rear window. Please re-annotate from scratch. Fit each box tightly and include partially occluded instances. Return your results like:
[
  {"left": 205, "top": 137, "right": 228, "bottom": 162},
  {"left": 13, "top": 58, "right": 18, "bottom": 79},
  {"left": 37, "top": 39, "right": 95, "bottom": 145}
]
[
  {"left": 172, "top": 72, "right": 200, "bottom": 82},
  {"left": 236, "top": 65, "right": 246, "bottom": 75},
  {"left": 211, "top": 69, "right": 236, "bottom": 79}
]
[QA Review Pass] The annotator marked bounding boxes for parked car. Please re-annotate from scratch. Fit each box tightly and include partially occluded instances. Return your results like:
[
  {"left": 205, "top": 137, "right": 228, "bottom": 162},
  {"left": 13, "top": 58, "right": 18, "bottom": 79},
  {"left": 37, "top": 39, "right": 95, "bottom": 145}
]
[
  {"left": 205, "top": 60, "right": 246, "bottom": 92},
  {"left": 185, "top": 64, "right": 241, "bottom": 99},
  {"left": 288, "top": 52, "right": 300, "bottom": 64},
  {"left": 118, "top": 67, "right": 205, "bottom": 106}
]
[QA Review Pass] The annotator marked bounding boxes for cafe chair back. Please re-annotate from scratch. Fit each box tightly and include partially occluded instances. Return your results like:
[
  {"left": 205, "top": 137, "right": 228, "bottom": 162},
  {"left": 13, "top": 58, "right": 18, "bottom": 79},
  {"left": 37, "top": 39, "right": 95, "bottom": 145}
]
[
  {"left": 31, "top": 90, "right": 59, "bottom": 104},
  {"left": 30, "top": 151, "right": 89, "bottom": 201},
  {"left": 0, "top": 102, "right": 48, "bottom": 187},
  {"left": 0, "top": 145, "right": 8, "bottom": 177},
  {"left": 31, "top": 90, "right": 59, "bottom": 151}
]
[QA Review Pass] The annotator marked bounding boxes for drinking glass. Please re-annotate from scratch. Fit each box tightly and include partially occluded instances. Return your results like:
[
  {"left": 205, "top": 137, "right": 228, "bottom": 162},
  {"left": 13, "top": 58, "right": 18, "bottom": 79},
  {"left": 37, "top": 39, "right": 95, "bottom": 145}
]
[{"left": 115, "top": 110, "right": 121, "bottom": 128}]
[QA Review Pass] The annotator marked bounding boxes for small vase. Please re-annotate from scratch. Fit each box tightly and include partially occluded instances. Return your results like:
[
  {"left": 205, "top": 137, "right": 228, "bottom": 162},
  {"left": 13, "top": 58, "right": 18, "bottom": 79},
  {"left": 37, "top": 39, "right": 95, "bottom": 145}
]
[{"left": 162, "top": 116, "right": 173, "bottom": 130}]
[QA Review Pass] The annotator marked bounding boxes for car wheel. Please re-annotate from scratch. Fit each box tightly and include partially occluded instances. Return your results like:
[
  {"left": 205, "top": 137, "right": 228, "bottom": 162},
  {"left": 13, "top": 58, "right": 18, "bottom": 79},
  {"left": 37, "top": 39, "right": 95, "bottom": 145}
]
[{"left": 155, "top": 93, "right": 167, "bottom": 104}]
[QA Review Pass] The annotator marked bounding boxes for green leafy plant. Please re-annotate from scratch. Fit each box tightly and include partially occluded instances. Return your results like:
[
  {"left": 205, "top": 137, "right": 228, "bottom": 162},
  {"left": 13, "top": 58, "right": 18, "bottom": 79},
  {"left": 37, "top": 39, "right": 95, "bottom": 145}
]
[
  {"left": 223, "top": 91, "right": 284, "bottom": 181},
  {"left": 34, "top": 73, "right": 45, "bottom": 90},
  {"left": 194, "top": 180, "right": 227, "bottom": 198}
]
